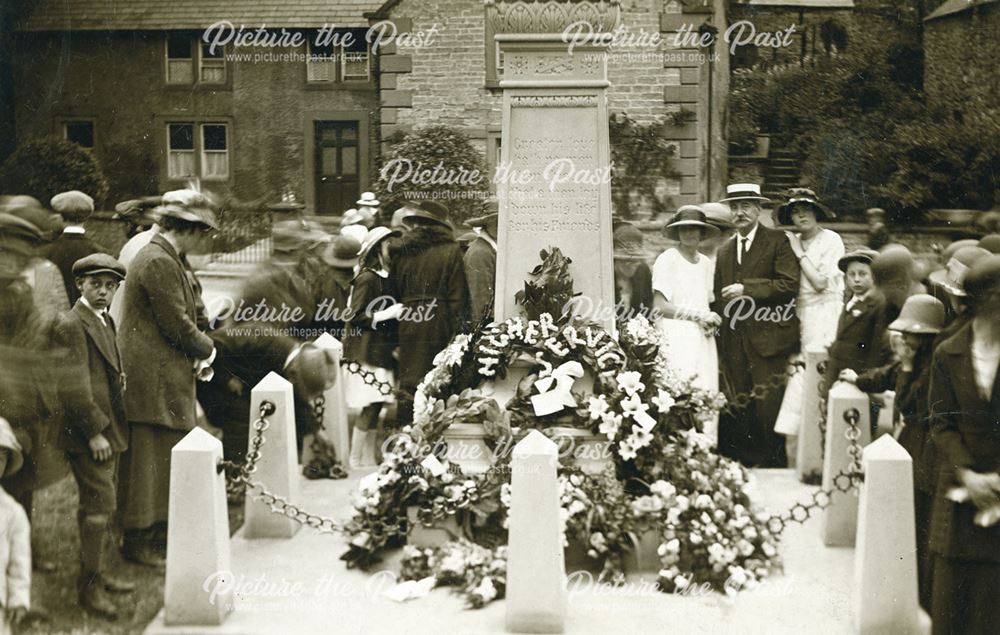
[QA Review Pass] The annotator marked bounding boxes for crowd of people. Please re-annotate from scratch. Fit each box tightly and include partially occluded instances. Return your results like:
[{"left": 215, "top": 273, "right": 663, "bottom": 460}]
[{"left": 0, "top": 179, "right": 998, "bottom": 633}]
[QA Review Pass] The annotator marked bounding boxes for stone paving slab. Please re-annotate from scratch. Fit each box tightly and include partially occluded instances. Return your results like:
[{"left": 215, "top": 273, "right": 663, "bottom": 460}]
[{"left": 145, "top": 469, "right": 866, "bottom": 635}]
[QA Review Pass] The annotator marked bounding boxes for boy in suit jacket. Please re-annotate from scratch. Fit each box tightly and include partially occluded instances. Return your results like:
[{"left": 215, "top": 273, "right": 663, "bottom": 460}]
[
  {"left": 712, "top": 184, "right": 801, "bottom": 468},
  {"left": 56, "top": 254, "right": 136, "bottom": 620},
  {"left": 824, "top": 249, "right": 892, "bottom": 398}
]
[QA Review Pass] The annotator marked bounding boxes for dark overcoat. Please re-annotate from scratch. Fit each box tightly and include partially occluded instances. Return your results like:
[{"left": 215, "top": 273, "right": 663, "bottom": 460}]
[
  {"left": 928, "top": 322, "right": 1000, "bottom": 562},
  {"left": 390, "top": 226, "right": 470, "bottom": 392},
  {"left": 119, "top": 234, "right": 214, "bottom": 430},
  {"left": 344, "top": 268, "right": 399, "bottom": 370},
  {"left": 463, "top": 235, "right": 496, "bottom": 325}
]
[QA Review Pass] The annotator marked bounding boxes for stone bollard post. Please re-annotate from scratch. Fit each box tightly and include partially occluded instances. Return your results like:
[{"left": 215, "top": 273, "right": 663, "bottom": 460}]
[
  {"left": 796, "top": 346, "right": 828, "bottom": 482},
  {"left": 313, "top": 333, "right": 351, "bottom": 466},
  {"left": 854, "top": 435, "right": 919, "bottom": 634},
  {"left": 165, "top": 427, "right": 233, "bottom": 625},
  {"left": 243, "top": 372, "right": 300, "bottom": 539},
  {"left": 822, "top": 382, "right": 872, "bottom": 547},
  {"left": 506, "top": 430, "right": 567, "bottom": 633}
]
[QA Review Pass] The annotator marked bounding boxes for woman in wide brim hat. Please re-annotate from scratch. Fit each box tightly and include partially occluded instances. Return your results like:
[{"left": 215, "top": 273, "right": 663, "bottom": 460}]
[
  {"left": 662, "top": 205, "right": 721, "bottom": 241},
  {"left": 775, "top": 187, "right": 836, "bottom": 226},
  {"left": 651, "top": 204, "right": 721, "bottom": 442},
  {"left": 322, "top": 234, "right": 362, "bottom": 268}
]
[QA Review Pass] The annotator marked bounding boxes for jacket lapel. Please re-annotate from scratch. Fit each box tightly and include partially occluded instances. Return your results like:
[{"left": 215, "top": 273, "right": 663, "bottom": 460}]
[
  {"left": 940, "top": 324, "right": 989, "bottom": 411},
  {"left": 741, "top": 225, "right": 767, "bottom": 274},
  {"left": 73, "top": 304, "right": 120, "bottom": 371},
  {"left": 151, "top": 234, "right": 197, "bottom": 320}
]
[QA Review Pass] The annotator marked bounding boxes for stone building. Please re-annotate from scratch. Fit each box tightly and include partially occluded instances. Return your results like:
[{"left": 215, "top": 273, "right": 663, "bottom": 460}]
[
  {"left": 11, "top": 0, "right": 730, "bottom": 214},
  {"left": 923, "top": 0, "right": 1000, "bottom": 124}
]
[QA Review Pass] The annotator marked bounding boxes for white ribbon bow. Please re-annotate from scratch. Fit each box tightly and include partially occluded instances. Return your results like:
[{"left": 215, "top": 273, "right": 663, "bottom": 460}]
[{"left": 531, "top": 361, "right": 585, "bottom": 417}]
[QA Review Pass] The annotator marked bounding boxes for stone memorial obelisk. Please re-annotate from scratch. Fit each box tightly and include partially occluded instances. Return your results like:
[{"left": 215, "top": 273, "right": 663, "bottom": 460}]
[{"left": 494, "top": 33, "right": 615, "bottom": 332}]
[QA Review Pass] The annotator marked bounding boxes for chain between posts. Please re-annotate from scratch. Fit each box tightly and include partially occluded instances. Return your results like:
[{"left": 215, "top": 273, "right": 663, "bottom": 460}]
[
  {"left": 721, "top": 362, "right": 801, "bottom": 414},
  {"left": 341, "top": 360, "right": 394, "bottom": 396},
  {"left": 817, "top": 359, "right": 829, "bottom": 463},
  {"left": 217, "top": 400, "right": 344, "bottom": 534},
  {"left": 766, "top": 407, "right": 865, "bottom": 535}
]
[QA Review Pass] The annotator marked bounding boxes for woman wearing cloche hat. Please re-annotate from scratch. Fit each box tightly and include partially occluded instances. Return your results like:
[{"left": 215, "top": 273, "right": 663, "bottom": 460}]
[
  {"left": 926, "top": 254, "right": 1000, "bottom": 634},
  {"left": 344, "top": 227, "right": 401, "bottom": 469},
  {"left": 652, "top": 206, "right": 722, "bottom": 442}
]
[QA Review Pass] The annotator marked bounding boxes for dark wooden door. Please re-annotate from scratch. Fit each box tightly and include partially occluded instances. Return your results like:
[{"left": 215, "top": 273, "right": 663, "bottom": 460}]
[{"left": 314, "top": 121, "right": 360, "bottom": 215}]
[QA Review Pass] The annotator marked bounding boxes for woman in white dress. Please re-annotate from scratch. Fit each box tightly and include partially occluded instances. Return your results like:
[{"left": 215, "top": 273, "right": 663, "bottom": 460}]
[
  {"left": 652, "top": 206, "right": 722, "bottom": 442},
  {"left": 773, "top": 188, "right": 845, "bottom": 453}
]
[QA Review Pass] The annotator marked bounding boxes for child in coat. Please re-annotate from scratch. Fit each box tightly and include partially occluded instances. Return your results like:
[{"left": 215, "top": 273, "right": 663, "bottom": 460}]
[{"left": 56, "top": 254, "right": 136, "bottom": 620}]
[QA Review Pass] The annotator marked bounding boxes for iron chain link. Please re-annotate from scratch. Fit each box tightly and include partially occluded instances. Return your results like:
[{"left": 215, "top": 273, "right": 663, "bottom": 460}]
[
  {"left": 341, "top": 360, "right": 394, "bottom": 396},
  {"left": 217, "top": 400, "right": 345, "bottom": 534}
]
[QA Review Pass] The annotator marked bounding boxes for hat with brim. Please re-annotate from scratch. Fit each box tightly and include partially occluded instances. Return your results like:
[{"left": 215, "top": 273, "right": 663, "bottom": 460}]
[
  {"left": 0, "top": 213, "right": 45, "bottom": 245},
  {"left": 156, "top": 203, "right": 219, "bottom": 231},
  {"left": 928, "top": 246, "right": 992, "bottom": 297},
  {"left": 700, "top": 202, "right": 734, "bottom": 230},
  {"left": 400, "top": 201, "right": 452, "bottom": 229},
  {"left": 0, "top": 417, "right": 23, "bottom": 478},
  {"left": 719, "top": 183, "right": 770, "bottom": 204},
  {"left": 356, "top": 192, "right": 380, "bottom": 208},
  {"left": 50, "top": 190, "right": 95, "bottom": 218},
  {"left": 458, "top": 230, "right": 479, "bottom": 245},
  {"left": 72, "top": 253, "right": 126, "bottom": 281},
  {"left": 340, "top": 209, "right": 365, "bottom": 226},
  {"left": 272, "top": 220, "right": 329, "bottom": 254},
  {"left": 613, "top": 223, "right": 647, "bottom": 261},
  {"left": 838, "top": 248, "right": 880, "bottom": 272},
  {"left": 888, "top": 294, "right": 945, "bottom": 334},
  {"left": 963, "top": 255, "right": 1000, "bottom": 302},
  {"left": 3, "top": 199, "right": 64, "bottom": 242},
  {"left": 358, "top": 227, "right": 400, "bottom": 263},
  {"left": 663, "top": 206, "right": 721, "bottom": 241},
  {"left": 322, "top": 234, "right": 362, "bottom": 268},
  {"left": 776, "top": 188, "right": 835, "bottom": 225},
  {"left": 466, "top": 212, "right": 498, "bottom": 229}
]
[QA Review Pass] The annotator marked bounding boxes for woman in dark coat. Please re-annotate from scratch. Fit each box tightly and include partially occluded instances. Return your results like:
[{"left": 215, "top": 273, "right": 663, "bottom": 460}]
[
  {"left": 927, "top": 255, "right": 1000, "bottom": 635},
  {"left": 344, "top": 227, "right": 400, "bottom": 467},
  {"left": 118, "top": 202, "right": 217, "bottom": 566},
  {"left": 389, "top": 202, "right": 470, "bottom": 425}
]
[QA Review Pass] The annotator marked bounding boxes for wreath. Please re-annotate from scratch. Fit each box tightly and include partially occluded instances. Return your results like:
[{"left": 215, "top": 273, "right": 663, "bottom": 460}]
[{"left": 341, "top": 248, "right": 780, "bottom": 605}]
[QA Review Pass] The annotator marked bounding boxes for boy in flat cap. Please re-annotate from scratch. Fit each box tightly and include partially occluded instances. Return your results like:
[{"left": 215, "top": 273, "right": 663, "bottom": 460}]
[
  {"left": 54, "top": 253, "right": 135, "bottom": 619},
  {"left": 44, "top": 190, "right": 108, "bottom": 306}
]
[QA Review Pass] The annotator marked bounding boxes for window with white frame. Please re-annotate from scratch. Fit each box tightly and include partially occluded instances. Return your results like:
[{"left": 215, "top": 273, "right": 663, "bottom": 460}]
[
  {"left": 166, "top": 35, "right": 226, "bottom": 84},
  {"left": 167, "top": 122, "right": 229, "bottom": 180},
  {"left": 64, "top": 120, "right": 95, "bottom": 149},
  {"left": 306, "top": 29, "right": 370, "bottom": 83},
  {"left": 199, "top": 42, "right": 226, "bottom": 83}
]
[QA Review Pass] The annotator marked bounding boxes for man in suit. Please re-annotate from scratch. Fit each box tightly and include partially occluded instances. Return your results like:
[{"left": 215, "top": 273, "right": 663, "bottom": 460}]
[
  {"left": 56, "top": 254, "right": 136, "bottom": 618},
  {"left": 712, "top": 183, "right": 801, "bottom": 467},
  {"left": 43, "top": 190, "right": 108, "bottom": 305}
]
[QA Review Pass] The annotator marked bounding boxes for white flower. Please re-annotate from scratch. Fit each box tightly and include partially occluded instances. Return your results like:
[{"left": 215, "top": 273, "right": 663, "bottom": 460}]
[
  {"left": 650, "top": 480, "right": 676, "bottom": 499},
  {"left": 652, "top": 389, "right": 676, "bottom": 414},
  {"left": 568, "top": 500, "right": 587, "bottom": 516},
  {"left": 675, "top": 495, "right": 690, "bottom": 512},
  {"left": 694, "top": 494, "right": 714, "bottom": 510},
  {"left": 689, "top": 532, "right": 703, "bottom": 545},
  {"left": 631, "top": 495, "right": 664, "bottom": 515},
  {"left": 500, "top": 483, "right": 512, "bottom": 507},
  {"left": 616, "top": 371, "right": 645, "bottom": 396},
  {"left": 742, "top": 526, "right": 758, "bottom": 540},
  {"left": 666, "top": 507, "right": 682, "bottom": 525},
  {"left": 762, "top": 542, "right": 777, "bottom": 557},
  {"left": 569, "top": 474, "right": 583, "bottom": 487},
  {"left": 587, "top": 395, "right": 610, "bottom": 421},
  {"left": 629, "top": 424, "right": 654, "bottom": 450},
  {"left": 472, "top": 576, "right": 497, "bottom": 603},
  {"left": 737, "top": 539, "right": 755, "bottom": 556},
  {"left": 664, "top": 538, "right": 680, "bottom": 554},
  {"left": 350, "top": 532, "right": 371, "bottom": 547},
  {"left": 673, "top": 574, "right": 690, "bottom": 590},
  {"left": 618, "top": 439, "right": 638, "bottom": 461},
  {"left": 590, "top": 532, "right": 607, "bottom": 551},
  {"left": 599, "top": 412, "right": 623, "bottom": 440}
]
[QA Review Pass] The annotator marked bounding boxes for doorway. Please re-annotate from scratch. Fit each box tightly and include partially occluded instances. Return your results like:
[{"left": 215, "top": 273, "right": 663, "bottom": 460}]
[{"left": 314, "top": 120, "right": 360, "bottom": 214}]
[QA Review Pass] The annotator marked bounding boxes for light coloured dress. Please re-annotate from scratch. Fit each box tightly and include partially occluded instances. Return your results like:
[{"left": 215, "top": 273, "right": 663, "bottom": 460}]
[
  {"left": 774, "top": 227, "right": 845, "bottom": 436},
  {"left": 652, "top": 248, "right": 719, "bottom": 439}
]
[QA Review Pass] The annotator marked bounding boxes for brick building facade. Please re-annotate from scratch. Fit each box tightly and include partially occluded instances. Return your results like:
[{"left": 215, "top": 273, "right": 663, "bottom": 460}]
[
  {"left": 923, "top": 0, "right": 1000, "bottom": 124},
  {"left": 11, "top": 0, "right": 733, "bottom": 215},
  {"left": 373, "top": 0, "right": 730, "bottom": 210}
]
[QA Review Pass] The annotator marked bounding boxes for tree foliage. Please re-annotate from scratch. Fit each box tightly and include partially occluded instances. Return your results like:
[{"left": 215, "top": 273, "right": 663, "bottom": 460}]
[{"left": 0, "top": 137, "right": 109, "bottom": 206}]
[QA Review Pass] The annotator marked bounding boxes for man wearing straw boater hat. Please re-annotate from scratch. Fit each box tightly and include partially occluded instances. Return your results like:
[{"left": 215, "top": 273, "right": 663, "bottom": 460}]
[{"left": 711, "top": 183, "right": 801, "bottom": 468}]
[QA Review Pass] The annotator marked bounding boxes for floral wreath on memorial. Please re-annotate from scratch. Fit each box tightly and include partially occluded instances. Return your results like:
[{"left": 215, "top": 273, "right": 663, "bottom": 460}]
[{"left": 340, "top": 248, "right": 781, "bottom": 606}]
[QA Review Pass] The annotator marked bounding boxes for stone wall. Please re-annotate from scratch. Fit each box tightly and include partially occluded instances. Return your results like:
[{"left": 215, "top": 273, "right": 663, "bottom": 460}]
[
  {"left": 375, "top": 0, "right": 731, "bottom": 209},
  {"left": 11, "top": 31, "right": 379, "bottom": 212},
  {"left": 924, "top": 5, "right": 1000, "bottom": 124}
]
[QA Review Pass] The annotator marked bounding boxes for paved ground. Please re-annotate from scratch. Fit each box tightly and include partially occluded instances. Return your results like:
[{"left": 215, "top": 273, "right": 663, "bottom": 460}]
[{"left": 142, "top": 468, "right": 920, "bottom": 635}]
